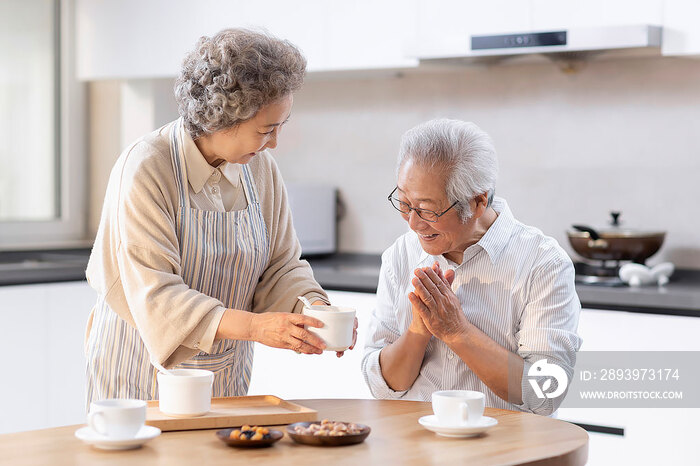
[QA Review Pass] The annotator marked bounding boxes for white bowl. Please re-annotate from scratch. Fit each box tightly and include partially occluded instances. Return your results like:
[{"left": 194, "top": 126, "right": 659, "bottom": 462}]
[
  {"left": 302, "top": 305, "right": 356, "bottom": 352},
  {"left": 157, "top": 369, "right": 214, "bottom": 417}
]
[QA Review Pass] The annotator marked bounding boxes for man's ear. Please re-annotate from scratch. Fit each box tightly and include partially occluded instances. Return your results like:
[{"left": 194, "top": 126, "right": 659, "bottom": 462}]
[{"left": 473, "top": 192, "right": 489, "bottom": 218}]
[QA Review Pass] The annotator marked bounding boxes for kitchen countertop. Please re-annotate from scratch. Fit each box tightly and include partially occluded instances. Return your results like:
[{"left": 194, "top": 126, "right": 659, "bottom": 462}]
[
  {"left": 2, "top": 248, "right": 699, "bottom": 316},
  {"left": 0, "top": 247, "right": 91, "bottom": 286},
  {"left": 575, "top": 273, "right": 700, "bottom": 316}
]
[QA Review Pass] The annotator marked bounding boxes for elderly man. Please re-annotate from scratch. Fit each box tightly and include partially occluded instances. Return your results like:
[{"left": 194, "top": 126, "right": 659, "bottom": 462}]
[{"left": 361, "top": 119, "right": 582, "bottom": 416}]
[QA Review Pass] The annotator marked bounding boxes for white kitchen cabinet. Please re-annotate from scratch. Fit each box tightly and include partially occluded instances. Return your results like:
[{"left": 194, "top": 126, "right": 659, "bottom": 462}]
[
  {"left": 213, "top": 0, "right": 331, "bottom": 73},
  {"left": 530, "top": 0, "right": 664, "bottom": 30},
  {"left": 0, "top": 282, "right": 96, "bottom": 434},
  {"left": 558, "top": 406, "right": 700, "bottom": 466},
  {"left": 558, "top": 308, "right": 700, "bottom": 466},
  {"left": 412, "top": 0, "right": 678, "bottom": 60},
  {"left": 0, "top": 284, "right": 49, "bottom": 434},
  {"left": 662, "top": 0, "right": 700, "bottom": 56},
  {"left": 411, "top": 0, "right": 532, "bottom": 58},
  {"left": 74, "top": 0, "right": 700, "bottom": 79},
  {"left": 75, "top": 0, "right": 418, "bottom": 80},
  {"left": 247, "top": 290, "right": 376, "bottom": 400},
  {"left": 209, "top": 0, "right": 419, "bottom": 72},
  {"left": 322, "top": 0, "right": 418, "bottom": 71},
  {"left": 354, "top": 0, "right": 698, "bottom": 62},
  {"left": 577, "top": 308, "right": 700, "bottom": 351},
  {"left": 415, "top": 0, "right": 664, "bottom": 36},
  {"left": 248, "top": 0, "right": 418, "bottom": 73}
]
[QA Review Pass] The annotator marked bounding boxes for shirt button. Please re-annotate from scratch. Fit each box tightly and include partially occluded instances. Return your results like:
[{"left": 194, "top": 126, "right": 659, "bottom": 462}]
[
  {"left": 447, "top": 351, "right": 454, "bottom": 360},
  {"left": 194, "top": 342, "right": 199, "bottom": 349},
  {"left": 211, "top": 186, "right": 218, "bottom": 194}
]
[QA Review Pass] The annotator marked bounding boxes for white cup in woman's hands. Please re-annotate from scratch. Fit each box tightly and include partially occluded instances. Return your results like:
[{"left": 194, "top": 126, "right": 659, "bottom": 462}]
[{"left": 302, "top": 305, "right": 356, "bottom": 352}]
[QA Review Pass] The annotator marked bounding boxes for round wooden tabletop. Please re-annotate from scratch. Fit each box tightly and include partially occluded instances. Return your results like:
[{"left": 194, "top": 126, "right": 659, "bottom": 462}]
[{"left": 0, "top": 398, "right": 588, "bottom": 465}]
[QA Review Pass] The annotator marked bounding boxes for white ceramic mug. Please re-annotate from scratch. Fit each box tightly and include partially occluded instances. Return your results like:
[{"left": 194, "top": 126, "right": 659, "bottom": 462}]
[
  {"left": 157, "top": 369, "right": 214, "bottom": 417},
  {"left": 87, "top": 399, "right": 146, "bottom": 439},
  {"left": 302, "top": 305, "right": 356, "bottom": 352},
  {"left": 432, "top": 390, "right": 485, "bottom": 426}
]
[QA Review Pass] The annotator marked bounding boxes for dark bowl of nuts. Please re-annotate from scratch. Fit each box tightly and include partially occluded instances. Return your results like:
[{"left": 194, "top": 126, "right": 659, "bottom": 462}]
[
  {"left": 216, "top": 425, "right": 283, "bottom": 448},
  {"left": 286, "top": 419, "right": 371, "bottom": 446}
]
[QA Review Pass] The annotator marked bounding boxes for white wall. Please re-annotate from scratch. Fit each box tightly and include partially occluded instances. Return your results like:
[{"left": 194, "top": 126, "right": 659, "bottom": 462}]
[{"left": 88, "top": 55, "right": 700, "bottom": 268}]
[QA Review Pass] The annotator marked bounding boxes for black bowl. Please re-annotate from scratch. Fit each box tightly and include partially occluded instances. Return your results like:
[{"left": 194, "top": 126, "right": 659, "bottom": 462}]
[
  {"left": 216, "top": 428, "right": 283, "bottom": 448},
  {"left": 286, "top": 421, "right": 371, "bottom": 446}
]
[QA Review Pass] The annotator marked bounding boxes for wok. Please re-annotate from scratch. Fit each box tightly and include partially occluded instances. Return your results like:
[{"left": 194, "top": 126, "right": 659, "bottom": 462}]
[{"left": 567, "top": 212, "right": 666, "bottom": 264}]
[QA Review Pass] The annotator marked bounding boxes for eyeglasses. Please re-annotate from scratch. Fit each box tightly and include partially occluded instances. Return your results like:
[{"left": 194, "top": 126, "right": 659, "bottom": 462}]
[{"left": 387, "top": 187, "right": 458, "bottom": 223}]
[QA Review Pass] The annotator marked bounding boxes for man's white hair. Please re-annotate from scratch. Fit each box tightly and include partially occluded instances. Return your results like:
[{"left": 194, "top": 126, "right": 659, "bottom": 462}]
[{"left": 397, "top": 119, "right": 498, "bottom": 221}]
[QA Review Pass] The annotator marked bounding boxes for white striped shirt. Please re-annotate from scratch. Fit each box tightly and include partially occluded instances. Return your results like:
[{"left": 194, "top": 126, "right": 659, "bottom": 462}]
[{"left": 361, "top": 197, "right": 582, "bottom": 415}]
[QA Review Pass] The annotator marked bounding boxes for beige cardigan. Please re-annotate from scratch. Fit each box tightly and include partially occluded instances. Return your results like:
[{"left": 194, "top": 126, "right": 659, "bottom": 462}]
[{"left": 86, "top": 121, "right": 328, "bottom": 367}]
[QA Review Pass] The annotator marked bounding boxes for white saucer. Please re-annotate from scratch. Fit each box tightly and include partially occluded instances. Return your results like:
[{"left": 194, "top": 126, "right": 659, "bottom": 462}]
[
  {"left": 74, "top": 425, "right": 161, "bottom": 450},
  {"left": 418, "top": 415, "right": 498, "bottom": 438}
]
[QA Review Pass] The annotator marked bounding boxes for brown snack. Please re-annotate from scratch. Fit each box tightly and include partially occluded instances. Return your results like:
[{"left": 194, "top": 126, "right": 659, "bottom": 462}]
[
  {"left": 292, "top": 421, "right": 364, "bottom": 436},
  {"left": 232, "top": 425, "right": 272, "bottom": 440}
]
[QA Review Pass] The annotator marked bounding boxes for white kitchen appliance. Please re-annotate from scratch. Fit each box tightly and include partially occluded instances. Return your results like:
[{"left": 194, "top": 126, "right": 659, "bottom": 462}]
[
  {"left": 411, "top": 25, "right": 662, "bottom": 63},
  {"left": 285, "top": 183, "right": 337, "bottom": 256}
]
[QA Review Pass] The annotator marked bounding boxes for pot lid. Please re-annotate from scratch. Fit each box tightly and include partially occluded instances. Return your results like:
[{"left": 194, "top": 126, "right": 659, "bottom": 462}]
[{"left": 568, "top": 212, "right": 666, "bottom": 238}]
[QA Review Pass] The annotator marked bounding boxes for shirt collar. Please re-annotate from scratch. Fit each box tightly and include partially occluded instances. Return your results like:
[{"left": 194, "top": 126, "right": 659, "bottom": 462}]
[
  {"left": 476, "top": 197, "right": 515, "bottom": 264},
  {"left": 181, "top": 128, "right": 240, "bottom": 192},
  {"left": 416, "top": 197, "right": 516, "bottom": 267},
  {"left": 220, "top": 162, "right": 241, "bottom": 188}
]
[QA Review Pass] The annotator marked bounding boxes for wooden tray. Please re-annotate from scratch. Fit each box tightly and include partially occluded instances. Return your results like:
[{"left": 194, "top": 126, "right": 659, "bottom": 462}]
[{"left": 145, "top": 395, "right": 317, "bottom": 432}]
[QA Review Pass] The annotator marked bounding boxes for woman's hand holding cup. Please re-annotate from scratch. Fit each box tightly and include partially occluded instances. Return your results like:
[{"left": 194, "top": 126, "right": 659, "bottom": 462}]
[
  {"left": 251, "top": 312, "right": 327, "bottom": 354},
  {"left": 335, "top": 316, "right": 359, "bottom": 358}
]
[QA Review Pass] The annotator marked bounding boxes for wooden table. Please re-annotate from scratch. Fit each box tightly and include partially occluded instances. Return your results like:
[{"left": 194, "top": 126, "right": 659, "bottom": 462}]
[{"left": 0, "top": 399, "right": 588, "bottom": 465}]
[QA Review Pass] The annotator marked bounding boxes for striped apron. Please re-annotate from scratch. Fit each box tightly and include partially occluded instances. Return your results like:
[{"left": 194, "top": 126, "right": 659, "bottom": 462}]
[{"left": 85, "top": 120, "right": 270, "bottom": 405}]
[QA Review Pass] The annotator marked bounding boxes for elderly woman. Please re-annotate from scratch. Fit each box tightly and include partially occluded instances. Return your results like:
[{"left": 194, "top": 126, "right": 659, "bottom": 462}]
[
  {"left": 85, "top": 29, "right": 355, "bottom": 404},
  {"left": 362, "top": 119, "right": 581, "bottom": 416}
]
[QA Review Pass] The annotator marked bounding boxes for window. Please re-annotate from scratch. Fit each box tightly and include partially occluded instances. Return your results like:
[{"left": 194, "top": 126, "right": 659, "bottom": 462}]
[{"left": 0, "top": 0, "right": 86, "bottom": 246}]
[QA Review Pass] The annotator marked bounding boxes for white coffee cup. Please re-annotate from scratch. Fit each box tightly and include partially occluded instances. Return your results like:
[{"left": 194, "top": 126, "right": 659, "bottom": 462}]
[
  {"left": 302, "top": 305, "right": 356, "bottom": 352},
  {"left": 432, "top": 390, "right": 485, "bottom": 426},
  {"left": 87, "top": 399, "right": 146, "bottom": 439},
  {"left": 157, "top": 369, "right": 214, "bottom": 417}
]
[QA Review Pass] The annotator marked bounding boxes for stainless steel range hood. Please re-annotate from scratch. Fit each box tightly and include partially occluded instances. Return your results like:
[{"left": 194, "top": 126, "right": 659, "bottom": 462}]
[{"left": 415, "top": 25, "right": 662, "bottom": 64}]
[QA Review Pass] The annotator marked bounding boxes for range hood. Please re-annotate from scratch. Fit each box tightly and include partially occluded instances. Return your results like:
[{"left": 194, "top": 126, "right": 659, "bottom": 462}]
[{"left": 415, "top": 25, "right": 662, "bottom": 64}]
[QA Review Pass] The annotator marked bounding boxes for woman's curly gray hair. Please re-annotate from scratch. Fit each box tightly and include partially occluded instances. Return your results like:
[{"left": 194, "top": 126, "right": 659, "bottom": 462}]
[{"left": 174, "top": 28, "right": 306, "bottom": 139}]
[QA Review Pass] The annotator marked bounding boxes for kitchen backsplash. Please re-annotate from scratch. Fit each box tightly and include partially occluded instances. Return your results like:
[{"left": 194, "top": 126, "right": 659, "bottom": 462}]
[{"left": 88, "top": 55, "right": 700, "bottom": 268}]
